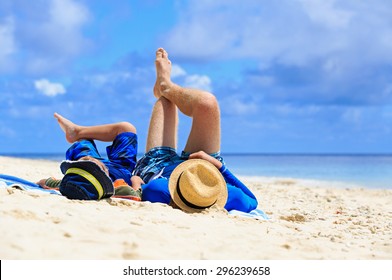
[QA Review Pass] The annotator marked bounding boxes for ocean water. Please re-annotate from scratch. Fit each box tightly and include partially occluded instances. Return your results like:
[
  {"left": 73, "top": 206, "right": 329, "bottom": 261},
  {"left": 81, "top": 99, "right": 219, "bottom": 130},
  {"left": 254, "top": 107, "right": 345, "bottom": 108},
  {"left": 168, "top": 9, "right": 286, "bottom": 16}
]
[
  {"left": 222, "top": 154, "right": 392, "bottom": 189},
  {"left": 2, "top": 153, "right": 392, "bottom": 189}
]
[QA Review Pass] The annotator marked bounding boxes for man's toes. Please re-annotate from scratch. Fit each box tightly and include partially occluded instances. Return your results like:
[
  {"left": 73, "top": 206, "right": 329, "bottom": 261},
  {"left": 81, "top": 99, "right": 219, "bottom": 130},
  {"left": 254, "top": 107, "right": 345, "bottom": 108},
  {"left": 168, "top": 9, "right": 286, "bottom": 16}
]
[
  {"left": 162, "top": 49, "right": 168, "bottom": 59},
  {"left": 156, "top": 48, "right": 165, "bottom": 58}
]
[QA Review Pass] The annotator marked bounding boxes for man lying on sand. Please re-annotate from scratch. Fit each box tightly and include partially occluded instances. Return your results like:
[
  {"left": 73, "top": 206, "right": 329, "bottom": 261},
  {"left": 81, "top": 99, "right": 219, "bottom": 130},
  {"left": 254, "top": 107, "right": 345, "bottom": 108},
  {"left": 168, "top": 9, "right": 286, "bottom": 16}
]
[{"left": 133, "top": 48, "right": 258, "bottom": 213}]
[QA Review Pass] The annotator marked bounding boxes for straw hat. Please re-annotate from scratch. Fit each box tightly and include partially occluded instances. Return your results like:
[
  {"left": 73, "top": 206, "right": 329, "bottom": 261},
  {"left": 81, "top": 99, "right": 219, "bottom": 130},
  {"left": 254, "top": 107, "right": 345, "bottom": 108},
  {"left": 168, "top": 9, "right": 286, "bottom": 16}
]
[{"left": 169, "top": 159, "right": 228, "bottom": 212}]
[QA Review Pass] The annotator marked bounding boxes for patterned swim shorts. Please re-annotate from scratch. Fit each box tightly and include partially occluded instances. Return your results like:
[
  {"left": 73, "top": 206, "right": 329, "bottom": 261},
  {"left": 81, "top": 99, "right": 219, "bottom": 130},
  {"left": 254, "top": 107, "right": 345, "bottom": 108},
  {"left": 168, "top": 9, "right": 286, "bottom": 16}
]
[{"left": 133, "top": 146, "right": 224, "bottom": 183}]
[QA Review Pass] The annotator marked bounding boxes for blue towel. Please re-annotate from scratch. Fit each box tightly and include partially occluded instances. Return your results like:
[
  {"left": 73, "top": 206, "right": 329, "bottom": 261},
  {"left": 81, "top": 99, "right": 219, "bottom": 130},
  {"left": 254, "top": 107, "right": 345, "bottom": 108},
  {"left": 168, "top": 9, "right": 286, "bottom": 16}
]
[
  {"left": 0, "top": 174, "right": 60, "bottom": 195},
  {"left": 229, "top": 208, "right": 270, "bottom": 220}
]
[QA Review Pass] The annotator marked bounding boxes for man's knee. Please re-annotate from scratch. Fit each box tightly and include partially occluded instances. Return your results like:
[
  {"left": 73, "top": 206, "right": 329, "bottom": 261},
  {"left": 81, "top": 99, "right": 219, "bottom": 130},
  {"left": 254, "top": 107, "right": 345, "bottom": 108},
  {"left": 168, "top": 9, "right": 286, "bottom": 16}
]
[{"left": 196, "top": 92, "right": 219, "bottom": 114}]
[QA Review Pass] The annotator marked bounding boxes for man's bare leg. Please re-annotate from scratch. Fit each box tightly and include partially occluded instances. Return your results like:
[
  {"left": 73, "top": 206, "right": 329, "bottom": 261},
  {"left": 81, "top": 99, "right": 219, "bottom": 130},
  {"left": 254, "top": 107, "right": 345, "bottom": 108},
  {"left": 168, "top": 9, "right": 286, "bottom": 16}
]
[
  {"left": 145, "top": 97, "right": 178, "bottom": 152},
  {"left": 153, "top": 48, "right": 171, "bottom": 99},
  {"left": 144, "top": 49, "right": 178, "bottom": 152},
  {"left": 54, "top": 112, "right": 136, "bottom": 143},
  {"left": 154, "top": 48, "right": 221, "bottom": 154}
]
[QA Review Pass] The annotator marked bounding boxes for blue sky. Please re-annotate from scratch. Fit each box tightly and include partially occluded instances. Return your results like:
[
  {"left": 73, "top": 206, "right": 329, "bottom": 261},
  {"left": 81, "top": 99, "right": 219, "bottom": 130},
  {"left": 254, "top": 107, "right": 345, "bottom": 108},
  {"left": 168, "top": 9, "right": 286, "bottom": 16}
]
[{"left": 1, "top": 0, "right": 392, "bottom": 154}]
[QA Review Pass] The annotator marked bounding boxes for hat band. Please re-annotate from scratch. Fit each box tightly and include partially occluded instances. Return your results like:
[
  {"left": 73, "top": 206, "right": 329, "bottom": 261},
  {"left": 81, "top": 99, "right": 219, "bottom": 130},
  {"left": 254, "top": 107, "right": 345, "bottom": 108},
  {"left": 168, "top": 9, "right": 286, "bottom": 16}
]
[
  {"left": 176, "top": 174, "right": 216, "bottom": 210},
  {"left": 66, "top": 167, "right": 104, "bottom": 199}
]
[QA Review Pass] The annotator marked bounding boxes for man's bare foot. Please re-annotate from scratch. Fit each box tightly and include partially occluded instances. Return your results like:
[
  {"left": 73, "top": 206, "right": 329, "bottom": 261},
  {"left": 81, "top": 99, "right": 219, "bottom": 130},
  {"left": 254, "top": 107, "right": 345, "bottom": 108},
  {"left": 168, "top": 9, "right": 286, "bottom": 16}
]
[
  {"left": 154, "top": 48, "right": 173, "bottom": 98},
  {"left": 54, "top": 112, "right": 80, "bottom": 143}
]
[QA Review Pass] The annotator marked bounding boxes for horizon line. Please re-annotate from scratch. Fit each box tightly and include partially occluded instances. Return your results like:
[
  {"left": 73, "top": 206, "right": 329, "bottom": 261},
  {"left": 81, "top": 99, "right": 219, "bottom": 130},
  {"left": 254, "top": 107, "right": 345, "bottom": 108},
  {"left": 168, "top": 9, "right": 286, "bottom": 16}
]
[{"left": 1, "top": 152, "right": 392, "bottom": 157}]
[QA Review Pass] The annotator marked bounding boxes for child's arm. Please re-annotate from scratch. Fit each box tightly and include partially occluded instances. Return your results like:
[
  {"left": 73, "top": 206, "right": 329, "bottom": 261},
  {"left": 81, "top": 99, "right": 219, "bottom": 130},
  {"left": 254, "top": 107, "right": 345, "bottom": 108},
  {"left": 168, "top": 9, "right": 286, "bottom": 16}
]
[
  {"left": 36, "top": 177, "right": 62, "bottom": 189},
  {"left": 130, "top": 175, "right": 145, "bottom": 190}
]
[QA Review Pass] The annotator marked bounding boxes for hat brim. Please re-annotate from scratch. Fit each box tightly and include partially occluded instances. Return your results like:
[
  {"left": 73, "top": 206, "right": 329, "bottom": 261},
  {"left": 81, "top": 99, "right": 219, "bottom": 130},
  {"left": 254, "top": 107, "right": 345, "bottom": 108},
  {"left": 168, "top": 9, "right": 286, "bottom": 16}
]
[
  {"left": 60, "top": 160, "right": 114, "bottom": 199},
  {"left": 168, "top": 159, "right": 228, "bottom": 213}
]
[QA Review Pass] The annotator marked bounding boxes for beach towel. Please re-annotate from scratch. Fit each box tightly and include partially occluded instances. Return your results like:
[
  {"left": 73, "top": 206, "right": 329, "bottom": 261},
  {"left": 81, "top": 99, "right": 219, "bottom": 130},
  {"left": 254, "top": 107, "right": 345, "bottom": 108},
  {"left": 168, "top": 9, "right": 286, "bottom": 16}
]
[
  {"left": 0, "top": 174, "right": 60, "bottom": 195},
  {"left": 229, "top": 208, "right": 270, "bottom": 220}
]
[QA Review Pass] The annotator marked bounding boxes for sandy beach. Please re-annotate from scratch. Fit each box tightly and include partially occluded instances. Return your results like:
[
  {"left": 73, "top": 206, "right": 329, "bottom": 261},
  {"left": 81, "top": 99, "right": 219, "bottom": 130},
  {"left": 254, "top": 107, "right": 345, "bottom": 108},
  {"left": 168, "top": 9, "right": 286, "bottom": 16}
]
[{"left": 1, "top": 155, "right": 391, "bottom": 260}]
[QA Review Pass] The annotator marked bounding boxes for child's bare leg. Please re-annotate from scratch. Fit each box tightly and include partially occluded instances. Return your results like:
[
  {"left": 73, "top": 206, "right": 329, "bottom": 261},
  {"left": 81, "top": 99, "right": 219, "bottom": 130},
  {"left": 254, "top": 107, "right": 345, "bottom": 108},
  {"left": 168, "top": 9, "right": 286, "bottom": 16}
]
[
  {"left": 154, "top": 48, "right": 221, "bottom": 154},
  {"left": 54, "top": 112, "right": 136, "bottom": 143}
]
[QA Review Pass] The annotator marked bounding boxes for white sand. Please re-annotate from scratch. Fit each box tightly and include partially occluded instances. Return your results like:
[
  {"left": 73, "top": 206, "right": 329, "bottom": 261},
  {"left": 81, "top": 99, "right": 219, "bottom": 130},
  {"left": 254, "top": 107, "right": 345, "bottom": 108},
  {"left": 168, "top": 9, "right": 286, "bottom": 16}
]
[{"left": 1, "top": 156, "right": 391, "bottom": 260}]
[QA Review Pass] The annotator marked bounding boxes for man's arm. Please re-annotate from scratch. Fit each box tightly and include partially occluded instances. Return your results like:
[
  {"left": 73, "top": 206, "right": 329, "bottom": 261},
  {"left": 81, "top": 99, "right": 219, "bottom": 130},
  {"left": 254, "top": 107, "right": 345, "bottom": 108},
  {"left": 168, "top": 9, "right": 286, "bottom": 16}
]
[
  {"left": 189, "top": 150, "right": 257, "bottom": 199},
  {"left": 189, "top": 151, "right": 258, "bottom": 212}
]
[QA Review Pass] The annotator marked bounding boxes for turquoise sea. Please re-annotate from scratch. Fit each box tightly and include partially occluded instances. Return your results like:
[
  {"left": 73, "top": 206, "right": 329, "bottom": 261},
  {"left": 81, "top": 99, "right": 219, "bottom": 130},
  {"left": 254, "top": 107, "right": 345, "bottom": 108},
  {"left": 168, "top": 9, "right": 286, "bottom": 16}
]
[
  {"left": 2, "top": 153, "right": 392, "bottom": 189},
  {"left": 223, "top": 154, "right": 392, "bottom": 189}
]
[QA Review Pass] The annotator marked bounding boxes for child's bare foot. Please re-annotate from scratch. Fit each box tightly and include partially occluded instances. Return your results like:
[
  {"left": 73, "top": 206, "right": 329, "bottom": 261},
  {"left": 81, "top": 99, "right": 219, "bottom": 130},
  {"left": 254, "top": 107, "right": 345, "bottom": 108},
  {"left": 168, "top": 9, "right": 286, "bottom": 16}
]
[
  {"left": 154, "top": 48, "right": 173, "bottom": 98},
  {"left": 54, "top": 112, "right": 80, "bottom": 143}
]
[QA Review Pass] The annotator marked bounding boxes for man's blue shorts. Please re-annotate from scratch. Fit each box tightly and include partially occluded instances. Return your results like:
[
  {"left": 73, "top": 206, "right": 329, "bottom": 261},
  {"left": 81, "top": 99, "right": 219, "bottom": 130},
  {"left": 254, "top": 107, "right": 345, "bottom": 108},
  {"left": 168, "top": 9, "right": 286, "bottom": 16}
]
[
  {"left": 65, "top": 132, "right": 138, "bottom": 185},
  {"left": 133, "top": 146, "right": 224, "bottom": 183}
]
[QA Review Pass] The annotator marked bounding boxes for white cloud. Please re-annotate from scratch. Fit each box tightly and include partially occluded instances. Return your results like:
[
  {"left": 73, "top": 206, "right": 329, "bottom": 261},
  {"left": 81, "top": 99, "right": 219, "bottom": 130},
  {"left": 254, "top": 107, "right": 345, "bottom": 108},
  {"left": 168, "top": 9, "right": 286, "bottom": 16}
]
[
  {"left": 171, "top": 64, "right": 187, "bottom": 78},
  {"left": 150, "top": 63, "right": 211, "bottom": 91},
  {"left": 168, "top": 63, "right": 212, "bottom": 91},
  {"left": 299, "top": 0, "right": 353, "bottom": 29},
  {"left": 184, "top": 75, "right": 212, "bottom": 92},
  {"left": 222, "top": 96, "right": 258, "bottom": 116},
  {"left": 45, "top": 0, "right": 90, "bottom": 55},
  {"left": 231, "top": 101, "right": 258, "bottom": 115},
  {"left": 0, "top": 16, "right": 16, "bottom": 71},
  {"left": 0, "top": 17, "right": 15, "bottom": 58},
  {"left": 1, "top": 0, "right": 91, "bottom": 74},
  {"left": 34, "top": 79, "right": 66, "bottom": 97},
  {"left": 164, "top": 0, "right": 392, "bottom": 67},
  {"left": 51, "top": 0, "right": 89, "bottom": 28}
]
